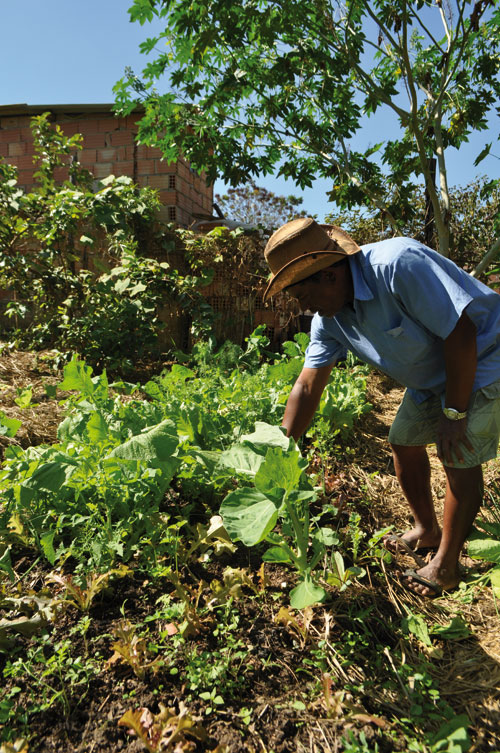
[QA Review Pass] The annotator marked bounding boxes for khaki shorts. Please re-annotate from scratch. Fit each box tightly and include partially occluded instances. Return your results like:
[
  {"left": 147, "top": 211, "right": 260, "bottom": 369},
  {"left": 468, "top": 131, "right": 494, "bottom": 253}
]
[{"left": 388, "top": 379, "right": 500, "bottom": 468}]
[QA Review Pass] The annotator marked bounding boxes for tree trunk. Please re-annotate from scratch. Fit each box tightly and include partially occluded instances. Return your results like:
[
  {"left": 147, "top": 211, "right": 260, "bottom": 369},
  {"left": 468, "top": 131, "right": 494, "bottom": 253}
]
[{"left": 424, "top": 157, "right": 437, "bottom": 248}]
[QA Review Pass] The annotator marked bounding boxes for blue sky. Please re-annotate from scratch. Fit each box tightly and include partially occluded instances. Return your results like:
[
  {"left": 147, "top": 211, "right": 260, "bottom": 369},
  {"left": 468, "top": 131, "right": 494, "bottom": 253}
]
[{"left": 1, "top": 0, "right": 498, "bottom": 221}]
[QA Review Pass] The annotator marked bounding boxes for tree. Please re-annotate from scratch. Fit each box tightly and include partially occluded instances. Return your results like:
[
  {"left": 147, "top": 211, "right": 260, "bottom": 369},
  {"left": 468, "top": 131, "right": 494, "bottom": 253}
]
[
  {"left": 114, "top": 0, "right": 500, "bottom": 263},
  {"left": 325, "top": 177, "right": 500, "bottom": 277},
  {"left": 214, "top": 181, "right": 309, "bottom": 229}
]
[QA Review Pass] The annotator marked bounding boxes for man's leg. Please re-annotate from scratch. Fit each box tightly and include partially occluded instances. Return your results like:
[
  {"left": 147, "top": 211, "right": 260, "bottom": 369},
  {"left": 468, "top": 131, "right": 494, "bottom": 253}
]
[
  {"left": 390, "top": 444, "right": 442, "bottom": 550},
  {"left": 403, "top": 464, "right": 483, "bottom": 596}
]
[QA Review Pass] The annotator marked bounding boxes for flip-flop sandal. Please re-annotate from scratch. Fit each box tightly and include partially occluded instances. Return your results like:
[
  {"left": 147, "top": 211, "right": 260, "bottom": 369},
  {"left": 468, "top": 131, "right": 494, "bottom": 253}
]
[
  {"left": 383, "top": 535, "right": 428, "bottom": 568},
  {"left": 401, "top": 568, "right": 443, "bottom": 598}
]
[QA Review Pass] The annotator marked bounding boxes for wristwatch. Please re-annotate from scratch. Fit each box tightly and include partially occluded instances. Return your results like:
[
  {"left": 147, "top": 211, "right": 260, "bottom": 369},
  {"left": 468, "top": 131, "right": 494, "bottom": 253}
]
[{"left": 443, "top": 407, "right": 467, "bottom": 420}]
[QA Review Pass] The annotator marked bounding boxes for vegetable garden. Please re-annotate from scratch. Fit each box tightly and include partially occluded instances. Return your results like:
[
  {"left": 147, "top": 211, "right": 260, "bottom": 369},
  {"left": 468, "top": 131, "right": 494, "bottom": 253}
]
[{"left": 1, "top": 332, "right": 500, "bottom": 753}]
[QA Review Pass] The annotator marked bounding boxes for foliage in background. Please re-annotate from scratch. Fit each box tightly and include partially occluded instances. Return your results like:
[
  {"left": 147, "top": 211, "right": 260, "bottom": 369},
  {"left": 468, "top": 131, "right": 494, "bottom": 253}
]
[
  {"left": 325, "top": 176, "right": 500, "bottom": 275},
  {"left": 0, "top": 114, "right": 268, "bottom": 373},
  {"left": 116, "top": 0, "right": 500, "bottom": 263},
  {"left": 214, "top": 180, "right": 309, "bottom": 230}
]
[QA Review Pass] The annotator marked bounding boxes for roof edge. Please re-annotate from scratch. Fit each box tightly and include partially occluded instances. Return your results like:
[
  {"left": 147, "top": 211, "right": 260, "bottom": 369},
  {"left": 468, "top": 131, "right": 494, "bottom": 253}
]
[{"left": 0, "top": 103, "right": 145, "bottom": 117}]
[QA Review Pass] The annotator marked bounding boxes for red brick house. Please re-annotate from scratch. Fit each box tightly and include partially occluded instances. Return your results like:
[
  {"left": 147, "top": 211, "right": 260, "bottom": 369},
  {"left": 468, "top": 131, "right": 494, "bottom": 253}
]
[{"left": 0, "top": 103, "right": 213, "bottom": 227}]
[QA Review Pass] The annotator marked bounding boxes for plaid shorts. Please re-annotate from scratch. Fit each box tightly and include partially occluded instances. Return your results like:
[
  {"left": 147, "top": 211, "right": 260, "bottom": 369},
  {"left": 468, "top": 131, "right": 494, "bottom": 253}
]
[{"left": 388, "top": 378, "right": 500, "bottom": 468}]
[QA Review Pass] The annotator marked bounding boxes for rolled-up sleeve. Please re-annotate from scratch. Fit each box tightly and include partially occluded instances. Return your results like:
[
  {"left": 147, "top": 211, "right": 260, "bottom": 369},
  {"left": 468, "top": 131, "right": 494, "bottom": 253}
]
[{"left": 304, "top": 315, "right": 347, "bottom": 368}]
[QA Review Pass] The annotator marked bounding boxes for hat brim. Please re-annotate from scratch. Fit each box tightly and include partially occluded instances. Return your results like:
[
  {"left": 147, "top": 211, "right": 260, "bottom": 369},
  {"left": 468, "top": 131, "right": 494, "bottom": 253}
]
[
  {"left": 263, "top": 251, "right": 345, "bottom": 301},
  {"left": 263, "top": 224, "right": 360, "bottom": 302}
]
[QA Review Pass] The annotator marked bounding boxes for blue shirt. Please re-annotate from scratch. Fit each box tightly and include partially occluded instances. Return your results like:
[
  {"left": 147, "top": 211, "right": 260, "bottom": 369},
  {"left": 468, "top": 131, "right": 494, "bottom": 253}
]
[{"left": 304, "top": 237, "right": 500, "bottom": 403}]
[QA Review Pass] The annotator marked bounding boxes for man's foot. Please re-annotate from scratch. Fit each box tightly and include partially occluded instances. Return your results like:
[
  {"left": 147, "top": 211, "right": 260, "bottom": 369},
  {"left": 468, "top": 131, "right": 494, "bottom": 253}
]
[
  {"left": 383, "top": 526, "right": 441, "bottom": 554},
  {"left": 401, "top": 561, "right": 461, "bottom": 598}
]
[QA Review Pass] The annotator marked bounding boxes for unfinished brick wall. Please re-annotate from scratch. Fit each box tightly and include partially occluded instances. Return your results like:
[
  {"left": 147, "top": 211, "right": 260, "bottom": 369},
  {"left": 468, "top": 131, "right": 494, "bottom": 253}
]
[{"left": 0, "top": 105, "right": 213, "bottom": 227}]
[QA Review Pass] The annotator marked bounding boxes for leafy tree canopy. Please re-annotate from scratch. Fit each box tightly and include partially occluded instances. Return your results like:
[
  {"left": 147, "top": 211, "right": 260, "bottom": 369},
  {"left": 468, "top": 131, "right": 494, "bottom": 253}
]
[{"left": 115, "top": 0, "right": 500, "bottom": 259}]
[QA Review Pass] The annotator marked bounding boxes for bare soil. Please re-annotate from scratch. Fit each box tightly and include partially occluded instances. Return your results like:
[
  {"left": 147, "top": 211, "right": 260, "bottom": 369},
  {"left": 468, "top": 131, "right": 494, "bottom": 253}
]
[{"left": 1, "top": 350, "right": 499, "bottom": 753}]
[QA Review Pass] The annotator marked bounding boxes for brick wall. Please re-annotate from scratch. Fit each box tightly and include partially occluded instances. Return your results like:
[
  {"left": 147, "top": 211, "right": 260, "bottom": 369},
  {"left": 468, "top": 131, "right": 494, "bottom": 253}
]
[{"left": 0, "top": 105, "right": 213, "bottom": 227}]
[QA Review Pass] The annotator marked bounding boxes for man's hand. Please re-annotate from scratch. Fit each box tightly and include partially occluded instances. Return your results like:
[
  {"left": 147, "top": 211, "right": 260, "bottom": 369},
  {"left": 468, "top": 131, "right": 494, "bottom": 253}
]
[{"left": 436, "top": 413, "right": 474, "bottom": 465}]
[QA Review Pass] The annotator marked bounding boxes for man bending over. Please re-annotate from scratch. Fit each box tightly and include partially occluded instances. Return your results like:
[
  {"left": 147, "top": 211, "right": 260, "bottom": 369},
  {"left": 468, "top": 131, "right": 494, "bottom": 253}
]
[{"left": 263, "top": 218, "right": 500, "bottom": 597}]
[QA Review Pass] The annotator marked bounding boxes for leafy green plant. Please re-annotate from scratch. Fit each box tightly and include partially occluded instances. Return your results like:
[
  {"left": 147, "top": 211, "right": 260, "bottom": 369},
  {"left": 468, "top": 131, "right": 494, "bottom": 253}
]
[
  {"left": 3, "top": 635, "right": 99, "bottom": 718},
  {"left": 219, "top": 422, "right": 335, "bottom": 608}
]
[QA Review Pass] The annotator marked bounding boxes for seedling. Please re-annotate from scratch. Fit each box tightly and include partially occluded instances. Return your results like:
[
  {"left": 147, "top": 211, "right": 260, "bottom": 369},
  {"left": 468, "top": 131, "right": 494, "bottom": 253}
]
[
  {"left": 118, "top": 702, "right": 210, "bottom": 752},
  {"left": 47, "top": 565, "right": 130, "bottom": 612},
  {"left": 107, "top": 620, "right": 162, "bottom": 679}
]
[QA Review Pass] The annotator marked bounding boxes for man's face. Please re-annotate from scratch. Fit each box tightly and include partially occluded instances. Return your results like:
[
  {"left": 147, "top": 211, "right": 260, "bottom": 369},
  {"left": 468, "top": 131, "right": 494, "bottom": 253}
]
[{"left": 285, "top": 267, "right": 350, "bottom": 318}]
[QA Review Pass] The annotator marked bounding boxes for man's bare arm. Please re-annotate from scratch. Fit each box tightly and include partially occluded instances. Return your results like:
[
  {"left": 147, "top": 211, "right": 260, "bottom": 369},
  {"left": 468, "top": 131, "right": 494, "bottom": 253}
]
[
  {"left": 282, "top": 364, "right": 335, "bottom": 440},
  {"left": 438, "top": 310, "right": 477, "bottom": 464}
]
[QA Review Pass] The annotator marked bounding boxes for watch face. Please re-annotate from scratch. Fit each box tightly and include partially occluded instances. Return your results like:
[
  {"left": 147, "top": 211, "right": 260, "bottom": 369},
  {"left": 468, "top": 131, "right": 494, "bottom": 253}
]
[{"left": 443, "top": 408, "right": 466, "bottom": 420}]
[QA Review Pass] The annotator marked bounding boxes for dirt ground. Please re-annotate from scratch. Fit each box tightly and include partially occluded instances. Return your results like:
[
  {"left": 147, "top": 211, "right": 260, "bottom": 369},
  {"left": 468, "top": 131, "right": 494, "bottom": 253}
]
[{"left": 1, "top": 348, "right": 500, "bottom": 753}]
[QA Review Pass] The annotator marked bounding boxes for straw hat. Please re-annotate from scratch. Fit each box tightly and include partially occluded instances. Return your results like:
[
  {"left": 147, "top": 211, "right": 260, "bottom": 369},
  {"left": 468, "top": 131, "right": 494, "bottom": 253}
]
[{"left": 263, "top": 217, "right": 360, "bottom": 301}]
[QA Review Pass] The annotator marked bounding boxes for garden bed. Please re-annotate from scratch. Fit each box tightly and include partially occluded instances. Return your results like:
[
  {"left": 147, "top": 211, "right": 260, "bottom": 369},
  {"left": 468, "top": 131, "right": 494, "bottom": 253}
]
[{"left": 1, "top": 348, "right": 499, "bottom": 753}]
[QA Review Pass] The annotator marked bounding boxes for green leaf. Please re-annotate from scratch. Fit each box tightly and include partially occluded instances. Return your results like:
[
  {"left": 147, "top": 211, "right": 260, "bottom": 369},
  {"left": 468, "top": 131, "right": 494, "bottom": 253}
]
[
  {"left": 219, "top": 444, "right": 264, "bottom": 476},
  {"left": 129, "top": 281, "right": 147, "bottom": 296},
  {"left": 0, "top": 411, "right": 22, "bottom": 438},
  {"left": 289, "top": 574, "right": 326, "bottom": 609},
  {"left": 262, "top": 546, "right": 292, "bottom": 563},
  {"left": 59, "top": 357, "right": 94, "bottom": 396},
  {"left": 86, "top": 411, "right": 110, "bottom": 443},
  {"left": 254, "top": 446, "right": 307, "bottom": 496},
  {"left": 220, "top": 488, "right": 280, "bottom": 546},
  {"left": 21, "top": 456, "right": 77, "bottom": 495},
  {"left": 109, "top": 419, "right": 179, "bottom": 469},
  {"left": 473, "top": 142, "right": 492, "bottom": 167},
  {"left": 44, "top": 383, "right": 57, "bottom": 398},
  {"left": 430, "top": 714, "right": 470, "bottom": 752},
  {"left": 403, "top": 613, "right": 432, "bottom": 646},
  {"left": 240, "top": 422, "right": 291, "bottom": 453},
  {"left": 490, "top": 566, "right": 500, "bottom": 598},
  {"left": 14, "top": 387, "right": 33, "bottom": 409},
  {"left": 430, "top": 616, "right": 470, "bottom": 641},
  {"left": 467, "top": 536, "right": 500, "bottom": 563},
  {"left": 327, "top": 551, "right": 345, "bottom": 588},
  {"left": 114, "top": 277, "right": 131, "bottom": 294},
  {"left": 0, "top": 548, "right": 16, "bottom": 583},
  {"left": 40, "top": 532, "right": 56, "bottom": 565},
  {"left": 313, "top": 527, "right": 339, "bottom": 547}
]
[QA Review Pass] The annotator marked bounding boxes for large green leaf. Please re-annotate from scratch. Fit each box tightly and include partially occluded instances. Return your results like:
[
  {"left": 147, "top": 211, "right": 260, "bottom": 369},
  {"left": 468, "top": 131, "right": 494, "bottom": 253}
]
[
  {"left": 240, "top": 422, "right": 291, "bottom": 453},
  {"left": 86, "top": 411, "right": 110, "bottom": 443},
  {"left": 109, "top": 419, "right": 179, "bottom": 468},
  {"left": 262, "top": 546, "right": 292, "bottom": 563},
  {"left": 0, "top": 411, "right": 21, "bottom": 438},
  {"left": 467, "top": 537, "right": 500, "bottom": 563},
  {"left": 220, "top": 488, "right": 280, "bottom": 546},
  {"left": 219, "top": 444, "right": 264, "bottom": 477},
  {"left": 490, "top": 566, "right": 500, "bottom": 598},
  {"left": 289, "top": 574, "right": 326, "bottom": 609},
  {"left": 19, "top": 455, "right": 77, "bottom": 504},
  {"left": 59, "top": 356, "right": 94, "bottom": 395},
  {"left": 255, "top": 446, "right": 307, "bottom": 496}
]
